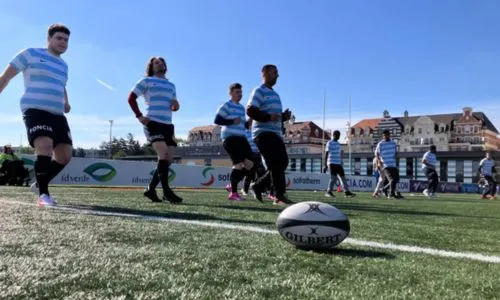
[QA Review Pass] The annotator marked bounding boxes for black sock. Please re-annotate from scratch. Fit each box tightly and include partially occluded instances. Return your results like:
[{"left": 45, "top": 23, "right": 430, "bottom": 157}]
[
  {"left": 48, "top": 160, "right": 66, "bottom": 182},
  {"left": 243, "top": 176, "right": 251, "bottom": 193},
  {"left": 35, "top": 155, "right": 51, "bottom": 195},
  {"left": 157, "top": 160, "right": 171, "bottom": 195},
  {"left": 149, "top": 169, "right": 159, "bottom": 190},
  {"left": 230, "top": 169, "right": 246, "bottom": 193}
]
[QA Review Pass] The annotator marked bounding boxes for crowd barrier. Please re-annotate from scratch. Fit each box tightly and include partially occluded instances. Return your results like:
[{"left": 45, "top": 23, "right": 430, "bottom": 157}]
[{"left": 19, "top": 155, "right": 484, "bottom": 193}]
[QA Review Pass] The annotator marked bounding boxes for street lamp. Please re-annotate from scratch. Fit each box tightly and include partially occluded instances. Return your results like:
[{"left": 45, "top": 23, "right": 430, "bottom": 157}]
[
  {"left": 346, "top": 121, "right": 352, "bottom": 176},
  {"left": 109, "top": 120, "right": 114, "bottom": 159}
]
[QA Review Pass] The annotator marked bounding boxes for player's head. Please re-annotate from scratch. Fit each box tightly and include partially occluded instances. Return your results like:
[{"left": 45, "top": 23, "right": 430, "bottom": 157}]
[
  {"left": 485, "top": 150, "right": 491, "bottom": 159},
  {"left": 430, "top": 145, "right": 436, "bottom": 153},
  {"left": 245, "top": 119, "right": 253, "bottom": 130},
  {"left": 146, "top": 57, "right": 167, "bottom": 77},
  {"left": 229, "top": 83, "right": 243, "bottom": 102},
  {"left": 333, "top": 130, "right": 341, "bottom": 141},
  {"left": 3, "top": 144, "right": 12, "bottom": 154},
  {"left": 262, "top": 64, "right": 279, "bottom": 87},
  {"left": 382, "top": 130, "right": 391, "bottom": 141},
  {"left": 47, "top": 23, "right": 70, "bottom": 55}
]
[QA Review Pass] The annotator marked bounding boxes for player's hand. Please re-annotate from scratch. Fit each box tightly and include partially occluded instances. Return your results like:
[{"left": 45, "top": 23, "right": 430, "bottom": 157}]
[
  {"left": 270, "top": 113, "right": 280, "bottom": 122},
  {"left": 138, "top": 116, "right": 150, "bottom": 125},
  {"left": 323, "top": 166, "right": 328, "bottom": 173},
  {"left": 171, "top": 99, "right": 180, "bottom": 112},
  {"left": 64, "top": 102, "right": 71, "bottom": 113},
  {"left": 233, "top": 118, "right": 241, "bottom": 125}
]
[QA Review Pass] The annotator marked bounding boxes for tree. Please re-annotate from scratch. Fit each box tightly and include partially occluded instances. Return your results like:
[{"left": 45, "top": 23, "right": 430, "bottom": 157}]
[
  {"left": 99, "top": 133, "right": 148, "bottom": 158},
  {"left": 74, "top": 147, "right": 86, "bottom": 157}
]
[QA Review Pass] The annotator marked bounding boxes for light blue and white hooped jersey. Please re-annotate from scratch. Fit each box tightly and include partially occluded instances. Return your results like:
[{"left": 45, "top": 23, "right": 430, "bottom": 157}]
[
  {"left": 9, "top": 48, "right": 68, "bottom": 115},
  {"left": 215, "top": 100, "right": 246, "bottom": 140},
  {"left": 246, "top": 130, "right": 259, "bottom": 154},
  {"left": 480, "top": 158, "right": 495, "bottom": 176},
  {"left": 132, "top": 76, "right": 176, "bottom": 124},
  {"left": 326, "top": 140, "right": 342, "bottom": 165},
  {"left": 375, "top": 140, "right": 397, "bottom": 168},
  {"left": 246, "top": 84, "right": 282, "bottom": 139},
  {"left": 422, "top": 151, "right": 437, "bottom": 169}
]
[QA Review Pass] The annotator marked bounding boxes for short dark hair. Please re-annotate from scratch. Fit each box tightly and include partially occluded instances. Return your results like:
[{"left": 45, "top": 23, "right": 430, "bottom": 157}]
[
  {"left": 261, "top": 64, "right": 277, "bottom": 73},
  {"left": 430, "top": 145, "right": 436, "bottom": 151},
  {"left": 382, "top": 130, "right": 391, "bottom": 135},
  {"left": 48, "top": 23, "right": 70, "bottom": 38},
  {"left": 333, "top": 130, "right": 340, "bottom": 136},
  {"left": 229, "top": 83, "right": 242, "bottom": 93},
  {"left": 146, "top": 56, "right": 167, "bottom": 77}
]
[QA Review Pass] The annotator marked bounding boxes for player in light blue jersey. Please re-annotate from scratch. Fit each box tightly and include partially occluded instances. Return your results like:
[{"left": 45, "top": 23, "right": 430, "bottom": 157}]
[
  {"left": 214, "top": 83, "right": 254, "bottom": 201},
  {"left": 128, "top": 56, "right": 182, "bottom": 204},
  {"left": 0, "top": 24, "right": 73, "bottom": 207},
  {"left": 478, "top": 151, "right": 497, "bottom": 199},
  {"left": 323, "top": 130, "right": 355, "bottom": 198},
  {"left": 422, "top": 145, "right": 439, "bottom": 198},
  {"left": 246, "top": 64, "right": 293, "bottom": 206},
  {"left": 375, "top": 130, "right": 402, "bottom": 199}
]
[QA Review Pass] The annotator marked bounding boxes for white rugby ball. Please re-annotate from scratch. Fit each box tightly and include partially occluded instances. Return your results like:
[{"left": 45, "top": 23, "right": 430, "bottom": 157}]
[{"left": 276, "top": 201, "right": 350, "bottom": 249}]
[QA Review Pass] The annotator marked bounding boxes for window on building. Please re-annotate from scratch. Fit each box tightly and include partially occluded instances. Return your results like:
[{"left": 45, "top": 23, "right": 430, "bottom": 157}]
[
  {"left": 300, "top": 158, "right": 307, "bottom": 172},
  {"left": 290, "top": 158, "right": 296, "bottom": 172},
  {"left": 440, "top": 161, "right": 447, "bottom": 182},
  {"left": 457, "top": 127, "right": 461, "bottom": 134},
  {"left": 418, "top": 128, "right": 422, "bottom": 134},
  {"left": 354, "top": 158, "right": 361, "bottom": 175},
  {"left": 474, "top": 126, "right": 478, "bottom": 133},
  {"left": 406, "top": 158, "right": 414, "bottom": 179},
  {"left": 367, "top": 159, "right": 373, "bottom": 176},
  {"left": 472, "top": 160, "right": 480, "bottom": 182},
  {"left": 456, "top": 160, "right": 464, "bottom": 183}
]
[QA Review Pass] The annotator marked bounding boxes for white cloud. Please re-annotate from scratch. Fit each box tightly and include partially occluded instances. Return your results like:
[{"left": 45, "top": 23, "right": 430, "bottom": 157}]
[{"left": 95, "top": 78, "right": 116, "bottom": 91}]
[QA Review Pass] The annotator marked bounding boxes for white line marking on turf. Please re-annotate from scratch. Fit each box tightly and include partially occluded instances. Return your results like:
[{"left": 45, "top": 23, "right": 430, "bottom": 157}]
[{"left": 2, "top": 198, "right": 500, "bottom": 264}]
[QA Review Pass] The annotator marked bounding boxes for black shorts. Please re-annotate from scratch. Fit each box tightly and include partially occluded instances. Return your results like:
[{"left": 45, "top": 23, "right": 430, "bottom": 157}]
[
  {"left": 144, "top": 121, "right": 177, "bottom": 146},
  {"left": 23, "top": 109, "right": 72, "bottom": 147},
  {"left": 223, "top": 135, "right": 253, "bottom": 165},
  {"left": 328, "top": 164, "right": 345, "bottom": 177},
  {"left": 383, "top": 167, "right": 400, "bottom": 183}
]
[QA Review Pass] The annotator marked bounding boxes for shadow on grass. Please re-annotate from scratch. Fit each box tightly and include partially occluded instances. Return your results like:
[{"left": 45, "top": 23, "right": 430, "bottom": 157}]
[
  {"left": 297, "top": 246, "right": 396, "bottom": 260},
  {"left": 55, "top": 203, "right": 274, "bottom": 227}
]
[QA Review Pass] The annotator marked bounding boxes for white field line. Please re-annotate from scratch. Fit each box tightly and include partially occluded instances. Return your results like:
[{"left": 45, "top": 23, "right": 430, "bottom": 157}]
[{"left": 2, "top": 198, "right": 500, "bottom": 264}]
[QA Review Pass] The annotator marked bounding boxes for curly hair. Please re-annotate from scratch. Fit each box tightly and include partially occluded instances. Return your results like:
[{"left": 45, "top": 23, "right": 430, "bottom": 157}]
[{"left": 146, "top": 57, "right": 167, "bottom": 77}]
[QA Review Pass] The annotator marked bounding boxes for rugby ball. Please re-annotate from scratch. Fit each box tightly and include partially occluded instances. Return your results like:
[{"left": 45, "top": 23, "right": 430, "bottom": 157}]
[{"left": 276, "top": 201, "right": 350, "bottom": 249}]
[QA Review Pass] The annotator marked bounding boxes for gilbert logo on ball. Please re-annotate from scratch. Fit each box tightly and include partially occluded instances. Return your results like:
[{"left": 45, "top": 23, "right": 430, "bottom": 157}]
[{"left": 276, "top": 201, "right": 350, "bottom": 249}]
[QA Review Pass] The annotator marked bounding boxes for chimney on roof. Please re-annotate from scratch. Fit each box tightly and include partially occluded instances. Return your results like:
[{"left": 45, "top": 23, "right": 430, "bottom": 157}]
[
  {"left": 463, "top": 107, "right": 472, "bottom": 117},
  {"left": 383, "top": 110, "right": 390, "bottom": 118},
  {"left": 404, "top": 110, "right": 409, "bottom": 118}
]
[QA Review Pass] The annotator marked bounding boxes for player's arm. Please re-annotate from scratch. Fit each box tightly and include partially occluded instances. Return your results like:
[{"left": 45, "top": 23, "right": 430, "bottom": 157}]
[
  {"left": 63, "top": 87, "right": 71, "bottom": 113},
  {"left": 214, "top": 114, "right": 236, "bottom": 126},
  {"left": 128, "top": 92, "right": 143, "bottom": 118},
  {"left": 323, "top": 151, "right": 329, "bottom": 173},
  {"left": 214, "top": 104, "right": 238, "bottom": 125},
  {"left": 246, "top": 88, "right": 276, "bottom": 122},
  {"left": 0, "top": 64, "right": 18, "bottom": 94},
  {"left": 422, "top": 153, "right": 431, "bottom": 168},
  {"left": 477, "top": 159, "right": 484, "bottom": 177}
]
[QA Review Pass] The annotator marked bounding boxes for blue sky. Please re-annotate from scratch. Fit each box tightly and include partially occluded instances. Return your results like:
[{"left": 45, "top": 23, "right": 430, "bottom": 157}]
[{"left": 0, "top": 0, "right": 499, "bottom": 148}]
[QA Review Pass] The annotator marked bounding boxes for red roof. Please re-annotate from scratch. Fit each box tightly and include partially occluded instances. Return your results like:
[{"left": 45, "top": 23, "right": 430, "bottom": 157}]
[{"left": 352, "top": 118, "right": 381, "bottom": 130}]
